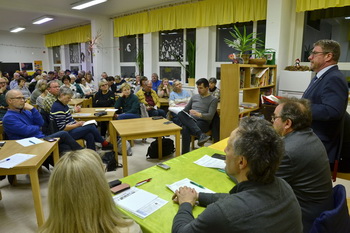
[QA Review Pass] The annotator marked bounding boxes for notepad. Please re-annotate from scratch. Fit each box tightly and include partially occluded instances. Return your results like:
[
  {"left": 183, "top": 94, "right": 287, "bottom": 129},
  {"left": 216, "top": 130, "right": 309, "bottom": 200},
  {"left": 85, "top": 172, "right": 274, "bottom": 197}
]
[
  {"left": 113, "top": 187, "right": 167, "bottom": 219},
  {"left": 0, "top": 153, "right": 36, "bottom": 169},
  {"left": 166, "top": 178, "right": 215, "bottom": 194},
  {"left": 16, "top": 137, "right": 44, "bottom": 147},
  {"left": 82, "top": 120, "right": 97, "bottom": 126},
  {"left": 72, "top": 113, "right": 91, "bottom": 117}
]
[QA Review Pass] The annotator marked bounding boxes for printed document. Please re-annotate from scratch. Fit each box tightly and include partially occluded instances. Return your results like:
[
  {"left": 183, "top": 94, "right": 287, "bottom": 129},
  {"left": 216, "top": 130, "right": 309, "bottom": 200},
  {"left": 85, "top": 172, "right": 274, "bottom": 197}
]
[
  {"left": 16, "top": 137, "right": 44, "bottom": 147},
  {"left": 82, "top": 120, "right": 97, "bottom": 126},
  {"left": 194, "top": 155, "right": 226, "bottom": 169},
  {"left": 166, "top": 178, "right": 215, "bottom": 194},
  {"left": 0, "top": 153, "right": 36, "bottom": 169},
  {"left": 113, "top": 187, "right": 167, "bottom": 219}
]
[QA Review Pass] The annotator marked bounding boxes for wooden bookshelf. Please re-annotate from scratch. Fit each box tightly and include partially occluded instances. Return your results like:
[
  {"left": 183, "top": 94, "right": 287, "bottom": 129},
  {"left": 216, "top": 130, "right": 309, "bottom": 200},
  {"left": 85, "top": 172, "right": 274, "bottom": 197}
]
[{"left": 220, "top": 64, "right": 277, "bottom": 139}]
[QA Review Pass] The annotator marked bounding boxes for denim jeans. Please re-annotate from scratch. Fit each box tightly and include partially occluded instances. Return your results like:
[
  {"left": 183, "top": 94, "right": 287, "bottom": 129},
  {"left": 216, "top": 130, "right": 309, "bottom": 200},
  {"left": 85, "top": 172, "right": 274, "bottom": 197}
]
[
  {"left": 148, "top": 108, "right": 166, "bottom": 118},
  {"left": 178, "top": 111, "right": 209, "bottom": 154},
  {"left": 48, "top": 131, "right": 83, "bottom": 153},
  {"left": 68, "top": 124, "right": 104, "bottom": 150},
  {"left": 117, "top": 113, "right": 140, "bottom": 120}
]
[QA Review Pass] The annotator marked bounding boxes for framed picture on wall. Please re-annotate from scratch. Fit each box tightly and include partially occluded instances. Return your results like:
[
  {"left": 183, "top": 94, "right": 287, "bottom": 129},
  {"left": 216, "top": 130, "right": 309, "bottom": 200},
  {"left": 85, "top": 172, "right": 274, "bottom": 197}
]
[{"left": 21, "top": 63, "right": 33, "bottom": 71}]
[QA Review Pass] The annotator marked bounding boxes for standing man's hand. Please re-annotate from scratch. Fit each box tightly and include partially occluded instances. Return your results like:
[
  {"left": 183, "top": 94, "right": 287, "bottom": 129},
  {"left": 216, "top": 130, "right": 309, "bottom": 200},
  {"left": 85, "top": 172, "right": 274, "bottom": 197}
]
[{"left": 23, "top": 103, "right": 34, "bottom": 111}]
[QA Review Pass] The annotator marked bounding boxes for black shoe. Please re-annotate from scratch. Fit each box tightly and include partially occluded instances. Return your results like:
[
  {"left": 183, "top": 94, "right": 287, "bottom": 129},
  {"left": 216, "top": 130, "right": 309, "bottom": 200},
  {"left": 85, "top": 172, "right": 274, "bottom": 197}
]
[
  {"left": 102, "top": 143, "right": 113, "bottom": 151},
  {"left": 197, "top": 134, "right": 210, "bottom": 147}
]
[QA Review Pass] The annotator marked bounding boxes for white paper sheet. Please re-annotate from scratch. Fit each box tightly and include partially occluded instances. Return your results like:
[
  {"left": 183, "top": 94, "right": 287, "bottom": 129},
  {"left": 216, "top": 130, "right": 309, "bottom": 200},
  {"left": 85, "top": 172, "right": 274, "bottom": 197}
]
[
  {"left": 72, "top": 113, "right": 92, "bottom": 117},
  {"left": 0, "top": 153, "right": 36, "bottom": 169},
  {"left": 194, "top": 155, "right": 226, "bottom": 169},
  {"left": 83, "top": 120, "right": 97, "bottom": 126},
  {"left": 113, "top": 187, "right": 167, "bottom": 219},
  {"left": 16, "top": 137, "right": 44, "bottom": 147},
  {"left": 166, "top": 178, "right": 215, "bottom": 194},
  {"left": 105, "top": 109, "right": 118, "bottom": 112}
]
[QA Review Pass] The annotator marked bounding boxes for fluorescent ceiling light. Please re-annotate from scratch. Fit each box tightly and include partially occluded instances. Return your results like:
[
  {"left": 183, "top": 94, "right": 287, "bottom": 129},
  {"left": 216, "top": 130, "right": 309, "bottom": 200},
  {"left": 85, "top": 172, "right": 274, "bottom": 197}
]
[
  {"left": 71, "top": 0, "right": 107, "bottom": 10},
  {"left": 10, "top": 27, "right": 25, "bottom": 33},
  {"left": 345, "top": 16, "right": 350, "bottom": 20},
  {"left": 33, "top": 16, "right": 54, "bottom": 25}
]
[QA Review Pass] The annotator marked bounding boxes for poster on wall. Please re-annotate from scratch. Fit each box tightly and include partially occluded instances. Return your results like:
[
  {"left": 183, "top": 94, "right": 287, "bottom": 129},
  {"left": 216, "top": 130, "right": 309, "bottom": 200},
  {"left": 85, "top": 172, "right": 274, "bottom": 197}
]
[
  {"left": 34, "top": 60, "right": 43, "bottom": 71},
  {"left": 21, "top": 63, "right": 33, "bottom": 71}
]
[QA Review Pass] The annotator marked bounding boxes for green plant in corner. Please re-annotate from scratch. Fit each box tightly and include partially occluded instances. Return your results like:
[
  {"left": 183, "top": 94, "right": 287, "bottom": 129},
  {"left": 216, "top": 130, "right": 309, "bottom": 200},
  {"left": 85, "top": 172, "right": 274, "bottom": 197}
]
[
  {"left": 224, "top": 25, "right": 263, "bottom": 56},
  {"left": 172, "top": 40, "right": 196, "bottom": 80}
]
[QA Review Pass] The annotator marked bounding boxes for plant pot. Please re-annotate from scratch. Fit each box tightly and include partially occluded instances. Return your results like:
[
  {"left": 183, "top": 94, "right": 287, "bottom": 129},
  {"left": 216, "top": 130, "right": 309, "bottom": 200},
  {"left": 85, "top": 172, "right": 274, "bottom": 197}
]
[
  {"left": 238, "top": 54, "right": 250, "bottom": 64},
  {"left": 188, "top": 78, "right": 195, "bottom": 86},
  {"left": 249, "top": 58, "right": 267, "bottom": 65}
]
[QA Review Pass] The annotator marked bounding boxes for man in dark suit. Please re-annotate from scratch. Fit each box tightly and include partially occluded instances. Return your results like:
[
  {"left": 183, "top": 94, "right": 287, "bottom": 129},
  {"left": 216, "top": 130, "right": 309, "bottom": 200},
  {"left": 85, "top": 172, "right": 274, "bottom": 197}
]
[
  {"left": 272, "top": 97, "right": 333, "bottom": 233},
  {"left": 302, "top": 39, "right": 348, "bottom": 165}
]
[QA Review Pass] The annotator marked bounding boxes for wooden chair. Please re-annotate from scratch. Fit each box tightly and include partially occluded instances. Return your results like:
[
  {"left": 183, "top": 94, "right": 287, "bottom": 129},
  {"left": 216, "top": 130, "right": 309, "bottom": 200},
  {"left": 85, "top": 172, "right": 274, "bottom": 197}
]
[
  {"left": 76, "top": 139, "right": 85, "bottom": 147},
  {"left": 0, "top": 122, "right": 3, "bottom": 140},
  {"left": 191, "top": 130, "right": 212, "bottom": 150}
]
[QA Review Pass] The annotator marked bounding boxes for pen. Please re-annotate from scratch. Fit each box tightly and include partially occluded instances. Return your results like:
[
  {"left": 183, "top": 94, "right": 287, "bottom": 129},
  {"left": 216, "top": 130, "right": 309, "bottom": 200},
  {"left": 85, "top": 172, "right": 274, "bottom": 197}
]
[
  {"left": 135, "top": 178, "right": 152, "bottom": 187},
  {"left": 0, "top": 158, "right": 10, "bottom": 163},
  {"left": 218, "top": 168, "right": 226, "bottom": 173},
  {"left": 29, "top": 140, "right": 36, "bottom": 144},
  {"left": 190, "top": 181, "right": 205, "bottom": 189}
]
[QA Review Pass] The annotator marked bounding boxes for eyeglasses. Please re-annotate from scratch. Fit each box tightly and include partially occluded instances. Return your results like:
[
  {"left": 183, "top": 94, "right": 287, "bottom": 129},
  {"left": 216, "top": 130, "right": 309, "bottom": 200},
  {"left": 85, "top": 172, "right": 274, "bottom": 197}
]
[
  {"left": 309, "top": 51, "right": 329, "bottom": 56},
  {"left": 0, "top": 82, "right": 6, "bottom": 85},
  {"left": 271, "top": 115, "right": 282, "bottom": 122},
  {"left": 11, "top": 97, "right": 26, "bottom": 100}
]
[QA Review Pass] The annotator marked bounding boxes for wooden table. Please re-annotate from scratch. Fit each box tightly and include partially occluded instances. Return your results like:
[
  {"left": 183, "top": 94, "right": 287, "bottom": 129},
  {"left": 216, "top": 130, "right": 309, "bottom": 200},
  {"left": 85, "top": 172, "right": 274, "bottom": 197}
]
[
  {"left": 68, "top": 98, "right": 92, "bottom": 108},
  {"left": 109, "top": 118, "right": 182, "bottom": 177},
  {"left": 0, "top": 140, "right": 59, "bottom": 227},
  {"left": 68, "top": 98, "right": 84, "bottom": 106},
  {"left": 72, "top": 108, "right": 116, "bottom": 139}
]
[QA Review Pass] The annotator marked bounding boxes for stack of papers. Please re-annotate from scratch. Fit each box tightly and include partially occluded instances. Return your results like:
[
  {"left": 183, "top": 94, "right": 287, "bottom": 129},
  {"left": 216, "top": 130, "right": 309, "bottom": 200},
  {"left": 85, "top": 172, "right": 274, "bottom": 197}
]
[
  {"left": 113, "top": 187, "right": 167, "bottom": 219},
  {"left": 0, "top": 153, "right": 36, "bottom": 169},
  {"left": 166, "top": 178, "right": 215, "bottom": 194},
  {"left": 194, "top": 155, "right": 226, "bottom": 170},
  {"left": 83, "top": 120, "right": 97, "bottom": 126},
  {"left": 72, "top": 113, "right": 91, "bottom": 117}
]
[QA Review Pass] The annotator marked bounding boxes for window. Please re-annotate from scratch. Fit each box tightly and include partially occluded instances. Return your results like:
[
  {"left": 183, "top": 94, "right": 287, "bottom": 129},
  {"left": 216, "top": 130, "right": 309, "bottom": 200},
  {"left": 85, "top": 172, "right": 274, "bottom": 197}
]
[
  {"left": 216, "top": 21, "right": 266, "bottom": 62},
  {"left": 52, "top": 46, "right": 61, "bottom": 64},
  {"left": 69, "top": 43, "right": 80, "bottom": 63},
  {"left": 121, "top": 66, "right": 136, "bottom": 78},
  {"left": 159, "top": 29, "right": 184, "bottom": 62},
  {"left": 302, "top": 7, "right": 350, "bottom": 62},
  {"left": 160, "top": 66, "right": 182, "bottom": 81},
  {"left": 120, "top": 35, "right": 137, "bottom": 62},
  {"left": 119, "top": 34, "right": 143, "bottom": 76}
]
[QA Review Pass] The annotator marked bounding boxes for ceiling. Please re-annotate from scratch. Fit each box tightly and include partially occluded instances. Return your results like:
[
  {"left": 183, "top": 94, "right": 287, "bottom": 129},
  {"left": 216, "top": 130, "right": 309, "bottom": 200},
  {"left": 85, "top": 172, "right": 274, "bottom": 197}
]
[{"left": 0, "top": 0, "right": 186, "bottom": 34}]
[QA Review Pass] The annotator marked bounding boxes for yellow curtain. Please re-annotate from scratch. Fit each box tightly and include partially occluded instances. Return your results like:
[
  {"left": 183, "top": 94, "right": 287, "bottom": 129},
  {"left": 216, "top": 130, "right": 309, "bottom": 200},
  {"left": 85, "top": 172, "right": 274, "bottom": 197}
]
[
  {"left": 296, "top": 0, "right": 350, "bottom": 12},
  {"left": 114, "top": 0, "right": 267, "bottom": 37},
  {"left": 45, "top": 25, "right": 91, "bottom": 47}
]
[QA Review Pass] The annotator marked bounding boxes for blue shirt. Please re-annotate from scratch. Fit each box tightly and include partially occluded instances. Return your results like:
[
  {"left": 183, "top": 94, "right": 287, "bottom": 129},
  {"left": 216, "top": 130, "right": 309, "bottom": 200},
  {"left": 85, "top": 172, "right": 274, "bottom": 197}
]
[{"left": 152, "top": 80, "right": 161, "bottom": 91}]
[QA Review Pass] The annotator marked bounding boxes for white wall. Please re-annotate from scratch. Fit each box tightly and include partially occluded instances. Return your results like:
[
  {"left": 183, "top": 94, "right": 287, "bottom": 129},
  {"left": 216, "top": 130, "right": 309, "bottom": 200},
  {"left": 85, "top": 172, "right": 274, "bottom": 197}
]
[{"left": 0, "top": 31, "right": 49, "bottom": 71}]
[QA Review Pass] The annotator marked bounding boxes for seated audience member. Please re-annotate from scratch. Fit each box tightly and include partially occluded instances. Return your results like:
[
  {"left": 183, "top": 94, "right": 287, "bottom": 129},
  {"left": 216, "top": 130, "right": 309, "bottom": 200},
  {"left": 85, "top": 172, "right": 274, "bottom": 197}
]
[
  {"left": 132, "top": 75, "right": 141, "bottom": 93},
  {"left": 0, "top": 77, "right": 9, "bottom": 120},
  {"left": 30, "top": 79, "right": 47, "bottom": 105},
  {"left": 151, "top": 73, "right": 161, "bottom": 91},
  {"left": 136, "top": 80, "right": 166, "bottom": 118},
  {"left": 43, "top": 80, "right": 60, "bottom": 113},
  {"left": 172, "top": 117, "right": 302, "bottom": 233},
  {"left": 93, "top": 80, "right": 116, "bottom": 137},
  {"left": 157, "top": 78, "right": 173, "bottom": 98},
  {"left": 9, "top": 72, "right": 20, "bottom": 89},
  {"left": 36, "top": 83, "right": 48, "bottom": 111},
  {"left": 50, "top": 87, "right": 112, "bottom": 151},
  {"left": 115, "top": 75, "right": 126, "bottom": 93},
  {"left": 208, "top": 77, "right": 220, "bottom": 101},
  {"left": 61, "top": 75, "right": 80, "bottom": 98},
  {"left": 85, "top": 74, "right": 96, "bottom": 93},
  {"left": 28, "top": 75, "right": 43, "bottom": 93},
  {"left": 272, "top": 97, "right": 333, "bottom": 233},
  {"left": 114, "top": 83, "right": 140, "bottom": 120},
  {"left": 15, "top": 77, "right": 31, "bottom": 99},
  {"left": 135, "top": 76, "right": 147, "bottom": 93},
  {"left": 38, "top": 149, "right": 141, "bottom": 233},
  {"left": 78, "top": 77, "right": 93, "bottom": 98},
  {"left": 168, "top": 80, "right": 191, "bottom": 125},
  {"left": 106, "top": 76, "right": 117, "bottom": 93},
  {"left": 3, "top": 90, "right": 82, "bottom": 153},
  {"left": 101, "top": 72, "right": 108, "bottom": 80},
  {"left": 93, "top": 80, "right": 115, "bottom": 107},
  {"left": 178, "top": 78, "right": 218, "bottom": 154}
]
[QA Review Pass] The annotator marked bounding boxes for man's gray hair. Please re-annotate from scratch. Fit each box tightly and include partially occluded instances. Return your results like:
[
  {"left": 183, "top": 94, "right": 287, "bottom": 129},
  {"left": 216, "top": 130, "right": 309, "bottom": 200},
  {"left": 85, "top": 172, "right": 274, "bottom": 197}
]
[
  {"left": 59, "top": 86, "right": 73, "bottom": 96},
  {"left": 232, "top": 117, "right": 283, "bottom": 184},
  {"left": 48, "top": 80, "right": 59, "bottom": 88}
]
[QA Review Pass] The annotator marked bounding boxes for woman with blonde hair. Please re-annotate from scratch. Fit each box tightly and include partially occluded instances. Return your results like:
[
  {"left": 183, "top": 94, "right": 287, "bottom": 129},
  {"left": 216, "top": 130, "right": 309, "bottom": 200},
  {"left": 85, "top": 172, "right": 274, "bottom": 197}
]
[
  {"left": 157, "top": 78, "right": 172, "bottom": 98},
  {"left": 39, "top": 149, "right": 141, "bottom": 233}
]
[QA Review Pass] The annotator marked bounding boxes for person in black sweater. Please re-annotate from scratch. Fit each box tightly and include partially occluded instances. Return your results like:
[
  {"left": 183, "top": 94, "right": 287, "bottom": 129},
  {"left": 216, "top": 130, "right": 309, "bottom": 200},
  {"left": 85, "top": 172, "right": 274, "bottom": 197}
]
[{"left": 93, "top": 80, "right": 116, "bottom": 137}]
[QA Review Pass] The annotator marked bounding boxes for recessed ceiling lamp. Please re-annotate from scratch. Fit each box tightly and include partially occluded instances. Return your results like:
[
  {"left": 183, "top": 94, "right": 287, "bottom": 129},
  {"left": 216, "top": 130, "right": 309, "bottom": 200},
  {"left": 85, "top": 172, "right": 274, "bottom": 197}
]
[
  {"left": 10, "top": 27, "right": 26, "bottom": 33},
  {"left": 345, "top": 16, "right": 350, "bottom": 20},
  {"left": 33, "top": 16, "right": 54, "bottom": 25},
  {"left": 71, "top": 0, "right": 108, "bottom": 10}
]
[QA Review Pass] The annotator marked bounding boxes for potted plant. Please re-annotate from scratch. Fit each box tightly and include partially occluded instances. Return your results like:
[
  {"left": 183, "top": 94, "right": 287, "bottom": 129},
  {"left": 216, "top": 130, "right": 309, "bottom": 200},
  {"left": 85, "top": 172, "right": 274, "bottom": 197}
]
[
  {"left": 173, "top": 40, "right": 196, "bottom": 86},
  {"left": 249, "top": 48, "right": 267, "bottom": 65},
  {"left": 224, "top": 25, "right": 263, "bottom": 64},
  {"left": 136, "top": 49, "right": 144, "bottom": 75}
]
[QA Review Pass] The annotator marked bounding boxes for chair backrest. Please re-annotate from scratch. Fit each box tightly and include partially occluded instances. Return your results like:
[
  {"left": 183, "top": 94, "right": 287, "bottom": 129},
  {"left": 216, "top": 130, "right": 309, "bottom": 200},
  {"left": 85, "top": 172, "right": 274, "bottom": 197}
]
[
  {"left": 140, "top": 103, "right": 149, "bottom": 118},
  {"left": 40, "top": 109, "right": 59, "bottom": 135},
  {"left": 309, "top": 184, "right": 350, "bottom": 233}
]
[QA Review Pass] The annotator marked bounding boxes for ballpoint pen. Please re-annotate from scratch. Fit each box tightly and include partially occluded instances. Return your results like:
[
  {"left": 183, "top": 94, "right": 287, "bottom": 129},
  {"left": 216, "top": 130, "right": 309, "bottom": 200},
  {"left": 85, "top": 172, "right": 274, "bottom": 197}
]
[
  {"left": 0, "top": 158, "right": 10, "bottom": 163},
  {"left": 190, "top": 181, "right": 205, "bottom": 189},
  {"left": 29, "top": 140, "right": 36, "bottom": 144},
  {"left": 135, "top": 178, "right": 152, "bottom": 187}
]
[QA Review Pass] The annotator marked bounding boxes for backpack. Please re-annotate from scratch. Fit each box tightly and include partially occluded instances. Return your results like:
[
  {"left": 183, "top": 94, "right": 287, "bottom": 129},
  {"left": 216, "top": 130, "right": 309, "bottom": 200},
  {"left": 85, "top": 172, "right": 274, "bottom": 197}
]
[
  {"left": 102, "top": 151, "right": 123, "bottom": 171},
  {"left": 146, "top": 137, "right": 175, "bottom": 159}
]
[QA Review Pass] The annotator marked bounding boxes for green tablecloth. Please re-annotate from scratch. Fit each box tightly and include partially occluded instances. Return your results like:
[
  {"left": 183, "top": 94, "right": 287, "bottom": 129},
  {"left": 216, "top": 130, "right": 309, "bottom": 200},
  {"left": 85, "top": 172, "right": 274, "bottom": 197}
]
[{"left": 118, "top": 147, "right": 234, "bottom": 233}]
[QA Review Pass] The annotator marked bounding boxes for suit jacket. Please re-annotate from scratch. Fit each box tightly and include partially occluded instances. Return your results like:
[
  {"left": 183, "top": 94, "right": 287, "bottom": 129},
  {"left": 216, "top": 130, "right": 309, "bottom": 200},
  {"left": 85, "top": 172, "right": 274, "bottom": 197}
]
[
  {"left": 276, "top": 129, "right": 333, "bottom": 233},
  {"left": 302, "top": 65, "right": 348, "bottom": 162}
]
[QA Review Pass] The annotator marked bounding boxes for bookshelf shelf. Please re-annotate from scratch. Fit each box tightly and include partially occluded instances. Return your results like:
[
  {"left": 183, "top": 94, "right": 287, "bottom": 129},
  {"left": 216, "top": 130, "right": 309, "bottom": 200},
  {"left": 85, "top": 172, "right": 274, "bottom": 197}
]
[{"left": 220, "top": 64, "right": 277, "bottom": 139}]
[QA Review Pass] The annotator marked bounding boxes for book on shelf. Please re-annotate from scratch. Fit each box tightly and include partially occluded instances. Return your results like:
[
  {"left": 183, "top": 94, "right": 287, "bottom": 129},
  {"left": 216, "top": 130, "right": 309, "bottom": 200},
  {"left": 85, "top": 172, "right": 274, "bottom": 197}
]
[
  {"left": 240, "top": 102, "right": 258, "bottom": 109},
  {"left": 250, "top": 67, "right": 269, "bottom": 87},
  {"left": 240, "top": 68, "right": 245, "bottom": 89}
]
